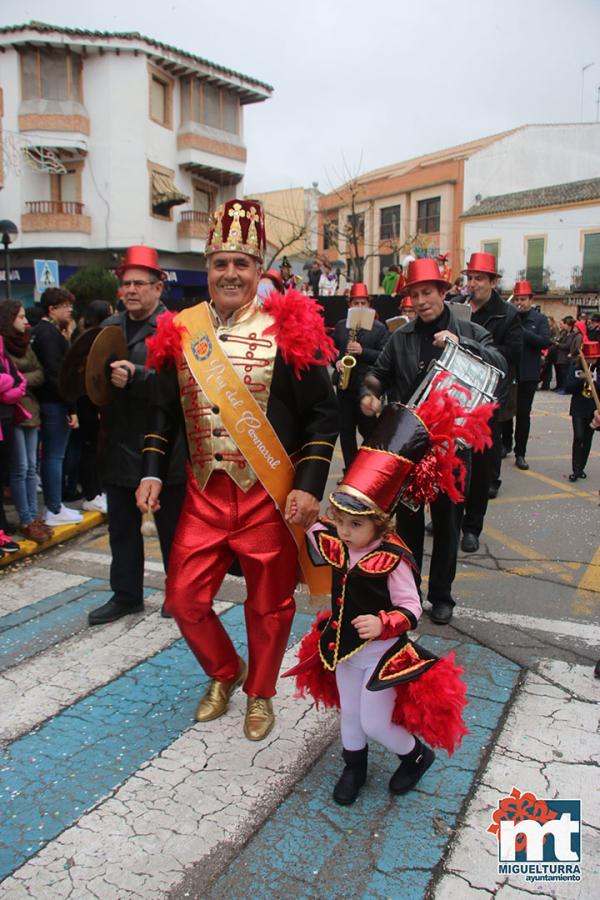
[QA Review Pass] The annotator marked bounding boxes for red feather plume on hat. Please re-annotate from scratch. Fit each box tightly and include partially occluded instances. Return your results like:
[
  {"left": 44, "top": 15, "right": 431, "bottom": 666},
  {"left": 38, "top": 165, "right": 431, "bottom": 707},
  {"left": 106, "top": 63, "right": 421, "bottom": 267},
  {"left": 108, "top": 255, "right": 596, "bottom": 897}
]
[{"left": 402, "top": 374, "right": 497, "bottom": 507}]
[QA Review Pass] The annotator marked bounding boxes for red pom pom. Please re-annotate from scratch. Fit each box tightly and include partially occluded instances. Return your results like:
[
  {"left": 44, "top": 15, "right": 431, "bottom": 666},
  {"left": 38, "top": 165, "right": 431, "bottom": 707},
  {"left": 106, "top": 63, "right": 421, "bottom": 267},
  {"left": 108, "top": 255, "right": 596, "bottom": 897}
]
[
  {"left": 263, "top": 288, "right": 337, "bottom": 378},
  {"left": 405, "top": 374, "right": 497, "bottom": 504},
  {"left": 145, "top": 311, "right": 186, "bottom": 371},
  {"left": 293, "top": 612, "right": 340, "bottom": 709},
  {"left": 391, "top": 652, "right": 469, "bottom": 755}
]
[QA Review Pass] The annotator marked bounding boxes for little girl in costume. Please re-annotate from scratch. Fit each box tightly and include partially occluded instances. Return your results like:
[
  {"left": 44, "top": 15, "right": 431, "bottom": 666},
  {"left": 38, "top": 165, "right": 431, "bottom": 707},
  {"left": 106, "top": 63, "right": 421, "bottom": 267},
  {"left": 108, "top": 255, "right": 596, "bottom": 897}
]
[{"left": 285, "top": 383, "right": 495, "bottom": 805}]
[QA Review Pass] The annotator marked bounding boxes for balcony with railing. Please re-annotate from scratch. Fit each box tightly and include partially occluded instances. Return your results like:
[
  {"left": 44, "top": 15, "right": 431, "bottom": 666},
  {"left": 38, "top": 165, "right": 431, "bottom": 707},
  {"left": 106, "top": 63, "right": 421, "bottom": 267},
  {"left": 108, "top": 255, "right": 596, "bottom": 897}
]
[
  {"left": 177, "top": 210, "right": 211, "bottom": 241},
  {"left": 22, "top": 200, "right": 91, "bottom": 234}
]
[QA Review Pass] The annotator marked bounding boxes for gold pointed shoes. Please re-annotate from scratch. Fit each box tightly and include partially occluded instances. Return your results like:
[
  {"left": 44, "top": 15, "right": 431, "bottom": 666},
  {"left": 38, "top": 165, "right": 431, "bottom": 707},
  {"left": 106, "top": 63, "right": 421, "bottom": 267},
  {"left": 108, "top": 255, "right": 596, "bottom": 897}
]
[
  {"left": 194, "top": 656, "right": 248, "bottom": 722},
  {"left": 243, "top": 697, "right": 275, "bottom": 741}
]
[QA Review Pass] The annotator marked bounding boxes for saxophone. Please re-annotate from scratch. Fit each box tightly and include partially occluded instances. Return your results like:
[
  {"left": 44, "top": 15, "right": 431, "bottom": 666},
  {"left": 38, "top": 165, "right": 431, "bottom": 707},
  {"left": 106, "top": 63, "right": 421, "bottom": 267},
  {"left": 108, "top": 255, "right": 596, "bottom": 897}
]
[{"left": 339, "top": 327, "right": 358, "bottom": 391}]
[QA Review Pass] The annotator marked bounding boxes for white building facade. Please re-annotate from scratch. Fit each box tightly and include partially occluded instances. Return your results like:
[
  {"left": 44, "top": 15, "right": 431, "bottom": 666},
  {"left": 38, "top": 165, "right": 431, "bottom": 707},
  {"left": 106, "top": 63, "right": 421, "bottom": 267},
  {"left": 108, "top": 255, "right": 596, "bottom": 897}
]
[{"left": 0, "top": 21, "right": 272, "bottom": 304}]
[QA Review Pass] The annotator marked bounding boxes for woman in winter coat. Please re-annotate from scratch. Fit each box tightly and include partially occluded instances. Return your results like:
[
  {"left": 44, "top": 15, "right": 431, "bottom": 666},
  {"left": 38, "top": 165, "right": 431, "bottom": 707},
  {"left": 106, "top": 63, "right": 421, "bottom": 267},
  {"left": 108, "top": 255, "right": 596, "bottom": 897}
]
[
  {"left": 0, "top": 301, "right": 51, "bottom": 544},
  {"left": 0, "top": 311, "right": 29, "bottom": 554}
]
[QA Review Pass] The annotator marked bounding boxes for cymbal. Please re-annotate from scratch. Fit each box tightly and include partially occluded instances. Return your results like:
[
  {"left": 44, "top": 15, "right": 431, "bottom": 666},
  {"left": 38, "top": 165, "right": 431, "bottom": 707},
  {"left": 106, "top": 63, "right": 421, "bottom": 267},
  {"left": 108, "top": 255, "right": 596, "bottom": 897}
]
[
  {"left": 85, "top": 325, "right": 128, "bottom": 406},
  {"left": 59, "top": 326, "right": 103, "bottom": 402}
]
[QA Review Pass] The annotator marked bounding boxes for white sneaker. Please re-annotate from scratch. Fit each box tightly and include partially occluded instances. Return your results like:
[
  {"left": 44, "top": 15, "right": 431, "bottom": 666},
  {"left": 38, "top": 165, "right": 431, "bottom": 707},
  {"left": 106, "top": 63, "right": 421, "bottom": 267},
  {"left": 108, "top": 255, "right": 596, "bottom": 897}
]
[
  {"left": 44, "top": 504, "right": 83, "bottom": 526},
  {"left": 82, "top": 494, "right": 107, "bottom": 513}
]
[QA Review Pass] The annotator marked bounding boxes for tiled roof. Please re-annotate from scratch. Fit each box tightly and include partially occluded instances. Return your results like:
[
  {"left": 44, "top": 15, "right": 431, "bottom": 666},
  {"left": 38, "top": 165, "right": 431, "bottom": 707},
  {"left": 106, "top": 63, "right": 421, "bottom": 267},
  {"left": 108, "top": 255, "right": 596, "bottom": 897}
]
[
  {"left": 462, "top": 177, "right": 600, "bottom": 217},
  {"left": 0, "top": 20, "right": 273, "bottom": 95}
]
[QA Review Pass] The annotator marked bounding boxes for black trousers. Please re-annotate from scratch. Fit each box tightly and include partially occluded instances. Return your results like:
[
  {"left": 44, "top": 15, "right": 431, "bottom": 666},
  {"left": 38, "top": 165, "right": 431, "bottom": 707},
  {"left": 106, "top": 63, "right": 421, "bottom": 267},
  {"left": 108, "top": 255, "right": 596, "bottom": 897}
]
[
  {"left": 395, "top": 484, "right": 466, "bottom": 608},
  {"left": 501, "top": 381, "right": 538, "bottom": 457},
  {"left": 106, "top": 482, "right": 186, "bottom": 607},
  {"left": 540, "top": 346, "right": 557, "bottom": 389},
  {"left": 571, "top": 416, "right": 595, "bottom": 475},
  {"left": 463, "top": 414, "right": 503, "bottom": 537},
  {"left": 337, "top": 388, "right": 379, "bottom": 470},
  {"left": 0, "top": 415, "right": 15, "bottom": 532}
]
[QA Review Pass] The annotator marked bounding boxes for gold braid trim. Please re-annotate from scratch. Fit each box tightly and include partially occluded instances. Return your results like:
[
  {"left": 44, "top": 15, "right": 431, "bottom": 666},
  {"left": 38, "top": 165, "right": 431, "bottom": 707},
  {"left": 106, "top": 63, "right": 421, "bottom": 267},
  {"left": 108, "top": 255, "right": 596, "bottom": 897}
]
[{"left": 302, "top": 440, "right": 335, "bottom": 449}]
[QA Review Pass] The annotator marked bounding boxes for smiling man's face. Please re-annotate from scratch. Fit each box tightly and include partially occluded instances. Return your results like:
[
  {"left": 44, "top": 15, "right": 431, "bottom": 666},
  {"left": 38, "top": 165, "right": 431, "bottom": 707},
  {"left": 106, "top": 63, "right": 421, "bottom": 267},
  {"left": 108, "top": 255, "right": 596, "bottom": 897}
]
[{"left": 208, "top": 252, "right": 261, "bottom": 319}]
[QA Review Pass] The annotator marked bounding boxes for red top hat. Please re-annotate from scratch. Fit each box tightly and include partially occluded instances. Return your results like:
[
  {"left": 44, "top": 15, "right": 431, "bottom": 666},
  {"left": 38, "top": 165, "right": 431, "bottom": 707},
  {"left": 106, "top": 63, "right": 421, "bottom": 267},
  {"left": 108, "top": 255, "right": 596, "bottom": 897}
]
[
  {"left": 513, "top": 280, "right": 533, "bottom": 297},
  {"left": 400, "top": 295, "right": 414, "bottom": 309},
  {"left": 330, "top": 376, "right": 496, "bottom": 518},
  {"left": 462, "top": 252, "right": 498, "bottom": 277},
  {"left": 403, "top": 258, "right": 451, "bottom": 293},
  {"left": 206, "top": 198, "right": 266, "bottom": 260},
  {"left": 115, "top": 246, "right": 165, "bottom": 280},
  {"left": 582, "top": 341, "right": 600, "bottom": 359},
  {"left": 350, "top": 283, "right": 369, "bottom": 300}
]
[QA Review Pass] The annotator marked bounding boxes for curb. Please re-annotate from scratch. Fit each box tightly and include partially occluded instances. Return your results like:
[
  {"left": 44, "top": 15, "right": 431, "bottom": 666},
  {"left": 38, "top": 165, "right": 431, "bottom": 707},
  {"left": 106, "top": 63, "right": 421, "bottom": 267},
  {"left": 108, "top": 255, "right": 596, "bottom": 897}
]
[{"left": 0, "top": 511, "right": 105, "bottom": 568}]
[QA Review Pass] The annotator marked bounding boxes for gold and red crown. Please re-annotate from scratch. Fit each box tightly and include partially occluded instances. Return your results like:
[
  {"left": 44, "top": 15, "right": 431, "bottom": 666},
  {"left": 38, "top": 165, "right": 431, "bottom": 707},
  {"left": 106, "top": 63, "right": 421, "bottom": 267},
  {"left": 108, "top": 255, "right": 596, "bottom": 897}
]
[{"left": 206, "top": 198, "right": 266, "bottom": 260}]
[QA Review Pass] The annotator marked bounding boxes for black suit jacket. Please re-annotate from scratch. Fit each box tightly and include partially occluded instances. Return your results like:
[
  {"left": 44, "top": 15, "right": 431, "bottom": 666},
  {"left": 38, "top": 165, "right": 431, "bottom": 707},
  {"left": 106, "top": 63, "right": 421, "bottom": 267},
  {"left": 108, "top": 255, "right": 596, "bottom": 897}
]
[{"left": 101, "top": 304, "right": 186, "bottom": 487}]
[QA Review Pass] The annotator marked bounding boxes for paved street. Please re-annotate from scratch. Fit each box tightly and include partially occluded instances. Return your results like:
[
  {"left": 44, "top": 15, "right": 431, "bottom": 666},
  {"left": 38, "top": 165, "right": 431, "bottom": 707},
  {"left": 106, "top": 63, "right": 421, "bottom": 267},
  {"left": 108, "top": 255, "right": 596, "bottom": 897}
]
[{"left": 0, "top": 391, "right": 599, "bottom": 899}]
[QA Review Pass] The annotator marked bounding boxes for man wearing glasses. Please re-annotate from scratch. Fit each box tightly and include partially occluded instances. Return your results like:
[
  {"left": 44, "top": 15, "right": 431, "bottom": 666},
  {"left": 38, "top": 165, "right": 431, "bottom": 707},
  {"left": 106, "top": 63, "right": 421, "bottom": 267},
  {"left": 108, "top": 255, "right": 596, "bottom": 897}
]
[{"left": 88, "top": 246, "right": 186, "bottom": 625}]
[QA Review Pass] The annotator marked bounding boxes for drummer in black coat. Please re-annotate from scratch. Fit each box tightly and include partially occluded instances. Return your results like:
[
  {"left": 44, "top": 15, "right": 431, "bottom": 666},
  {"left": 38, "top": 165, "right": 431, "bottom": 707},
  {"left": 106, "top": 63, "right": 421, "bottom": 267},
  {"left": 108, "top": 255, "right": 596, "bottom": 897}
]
[
  {"left": 460, "top": 253, "right": 522, "bottom": 554},
  {"left": 333, "top": 284, "right": 389, "bottom": 470},
  {"left": 360, "top": 258, "right": 507, "bottom": 625},
  {"left": 88, "top": 246, "right": 186, "bottom": 625}
]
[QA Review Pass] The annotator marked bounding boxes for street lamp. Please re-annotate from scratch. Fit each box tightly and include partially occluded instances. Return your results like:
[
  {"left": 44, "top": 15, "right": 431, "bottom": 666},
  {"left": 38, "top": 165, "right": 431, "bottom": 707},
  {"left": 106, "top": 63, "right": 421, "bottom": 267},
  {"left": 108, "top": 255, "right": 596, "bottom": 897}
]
[
  {"left": 580, "top": 62, "right": 595, "bottom": 121},
  {"left": 0, "top": 220, "right": 19, "bottom": 300}
]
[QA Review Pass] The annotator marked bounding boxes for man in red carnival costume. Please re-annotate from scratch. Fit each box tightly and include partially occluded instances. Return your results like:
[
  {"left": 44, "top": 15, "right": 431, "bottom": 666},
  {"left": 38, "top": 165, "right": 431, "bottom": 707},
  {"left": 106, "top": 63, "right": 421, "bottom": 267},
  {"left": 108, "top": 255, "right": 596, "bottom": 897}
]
[{"left": 136, "top": 198, "right": 339, "bottom": 741}]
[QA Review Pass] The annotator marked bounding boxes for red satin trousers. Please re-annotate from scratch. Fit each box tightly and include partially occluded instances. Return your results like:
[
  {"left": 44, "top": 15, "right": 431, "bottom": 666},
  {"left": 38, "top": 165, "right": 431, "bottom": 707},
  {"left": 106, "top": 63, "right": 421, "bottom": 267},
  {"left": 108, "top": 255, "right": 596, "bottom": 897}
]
[{"left": 166, "top": 470, "right": 297, "bottom": 698}]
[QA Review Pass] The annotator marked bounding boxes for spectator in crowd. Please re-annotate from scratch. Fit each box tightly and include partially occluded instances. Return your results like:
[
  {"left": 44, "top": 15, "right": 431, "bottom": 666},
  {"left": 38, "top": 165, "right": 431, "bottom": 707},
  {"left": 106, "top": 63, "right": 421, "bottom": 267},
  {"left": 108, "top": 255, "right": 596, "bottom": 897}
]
[
  {"left": 31, "top": 288, "right": 82, "bottom": 526},
  {"left": 555, "top": 317, "right": 583, "bottom": 393},
  {"left": 501, "top": 282, "right": 551, "bottom": 471},
  {"left": 77, "top": 300, "right": 114, "bottom": 514},
  {"left": 308, "top": 260, "right": 322, "bottom": 298},
  {"left": 460, "top": 253, "right": 521, "bottom": 553},
  {"left": 382, "top": 265, "right": 405, "bottom": 296},
  {"left": 539, "top": 316, "right": 561, "bottom": 390},
  {"left": 257, "top": 269, "right": 284, "bottom": 301},
  {"left": 0, "top": 301, "right": 51, "bottom": 544},
  {"left": 399, "top": 295, "right": 417, "bottom": 321},
  {"left": 0, "top": 324, "right": 28, "bottom": 555},
  {"left": 279, "top": 257, "right": 302, "bottom": 291},
  {"left": 319, "top": 260, "right": 338, "bottom": 296},
  {"left": 586, "top": 313, "right": 600, "bottom": 342},
  {"left": 332, "top": 284, "right": 389, "bottom": 470},
  {"left": 360, "top": 258, "right": 506, "bottom": 625},
  {"left": 87, "top": 247, "right": 186, "bottom": 625},
  {"left": 564, "top": 340, "right": 599, "bottom": 481}
]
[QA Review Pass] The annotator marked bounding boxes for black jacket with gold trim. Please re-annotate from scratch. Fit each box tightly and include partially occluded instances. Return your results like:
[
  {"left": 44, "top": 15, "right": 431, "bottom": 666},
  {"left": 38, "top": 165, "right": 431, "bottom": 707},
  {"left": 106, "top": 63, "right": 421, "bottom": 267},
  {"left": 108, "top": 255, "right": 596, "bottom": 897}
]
[{"left": 308, "top": 520, "right": 421, "bottom": 673}]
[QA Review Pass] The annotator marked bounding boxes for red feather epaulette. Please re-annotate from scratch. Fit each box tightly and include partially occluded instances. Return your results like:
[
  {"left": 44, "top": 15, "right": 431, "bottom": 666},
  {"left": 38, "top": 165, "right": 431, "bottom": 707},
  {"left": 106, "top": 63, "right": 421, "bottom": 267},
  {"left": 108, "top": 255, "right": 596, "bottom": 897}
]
[
  {"left": 145, "top": 310, "right": 186, "bottom": 371},
  {"left": 262, "top": 288, "right": 337, "bottom": 378}
]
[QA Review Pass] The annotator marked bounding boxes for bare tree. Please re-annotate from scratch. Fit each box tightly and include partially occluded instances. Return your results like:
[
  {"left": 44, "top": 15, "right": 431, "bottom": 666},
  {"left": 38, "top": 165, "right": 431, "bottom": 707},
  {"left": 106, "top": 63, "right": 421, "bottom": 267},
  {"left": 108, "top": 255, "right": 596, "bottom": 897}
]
[{"left": 322, "top": 159, "right": 425, "bottom": 286}]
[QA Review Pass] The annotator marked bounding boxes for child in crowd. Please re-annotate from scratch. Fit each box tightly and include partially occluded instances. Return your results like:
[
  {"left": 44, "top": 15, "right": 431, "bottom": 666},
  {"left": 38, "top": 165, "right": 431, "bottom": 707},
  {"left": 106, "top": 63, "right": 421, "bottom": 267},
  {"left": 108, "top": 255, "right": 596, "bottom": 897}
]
[
  {"left": 285, "top": 384, "right": 495, "bottom": 805},
  {"left": 564, "top": 340, "right": 599, "bottom": 482}
]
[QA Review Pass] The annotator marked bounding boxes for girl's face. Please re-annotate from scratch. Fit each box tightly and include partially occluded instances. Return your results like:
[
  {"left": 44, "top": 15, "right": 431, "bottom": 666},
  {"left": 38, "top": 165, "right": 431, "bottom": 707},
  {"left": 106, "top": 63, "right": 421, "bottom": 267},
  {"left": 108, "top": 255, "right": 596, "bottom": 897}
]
[
  {"left": 13, "top": 307, "right": 28, "bottom": 334},
  {"left": 332, "top": 509, "right": 379, "bottom": 550}
]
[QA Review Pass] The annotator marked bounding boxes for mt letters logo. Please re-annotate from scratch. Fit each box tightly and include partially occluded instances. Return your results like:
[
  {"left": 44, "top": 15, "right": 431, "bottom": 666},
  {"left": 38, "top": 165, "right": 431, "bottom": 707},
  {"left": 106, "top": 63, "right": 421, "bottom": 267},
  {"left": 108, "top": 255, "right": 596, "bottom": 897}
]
[{"left": 488, "top": 788, "right": 581, "bottom": 884}]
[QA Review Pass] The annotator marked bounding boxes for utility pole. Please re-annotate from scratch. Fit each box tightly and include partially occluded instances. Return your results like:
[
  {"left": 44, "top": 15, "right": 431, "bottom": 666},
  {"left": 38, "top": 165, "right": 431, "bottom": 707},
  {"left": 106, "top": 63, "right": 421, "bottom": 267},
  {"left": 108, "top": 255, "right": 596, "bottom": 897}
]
[{"left": 596, "top": 85, "right": 600, "bottom": 122}]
